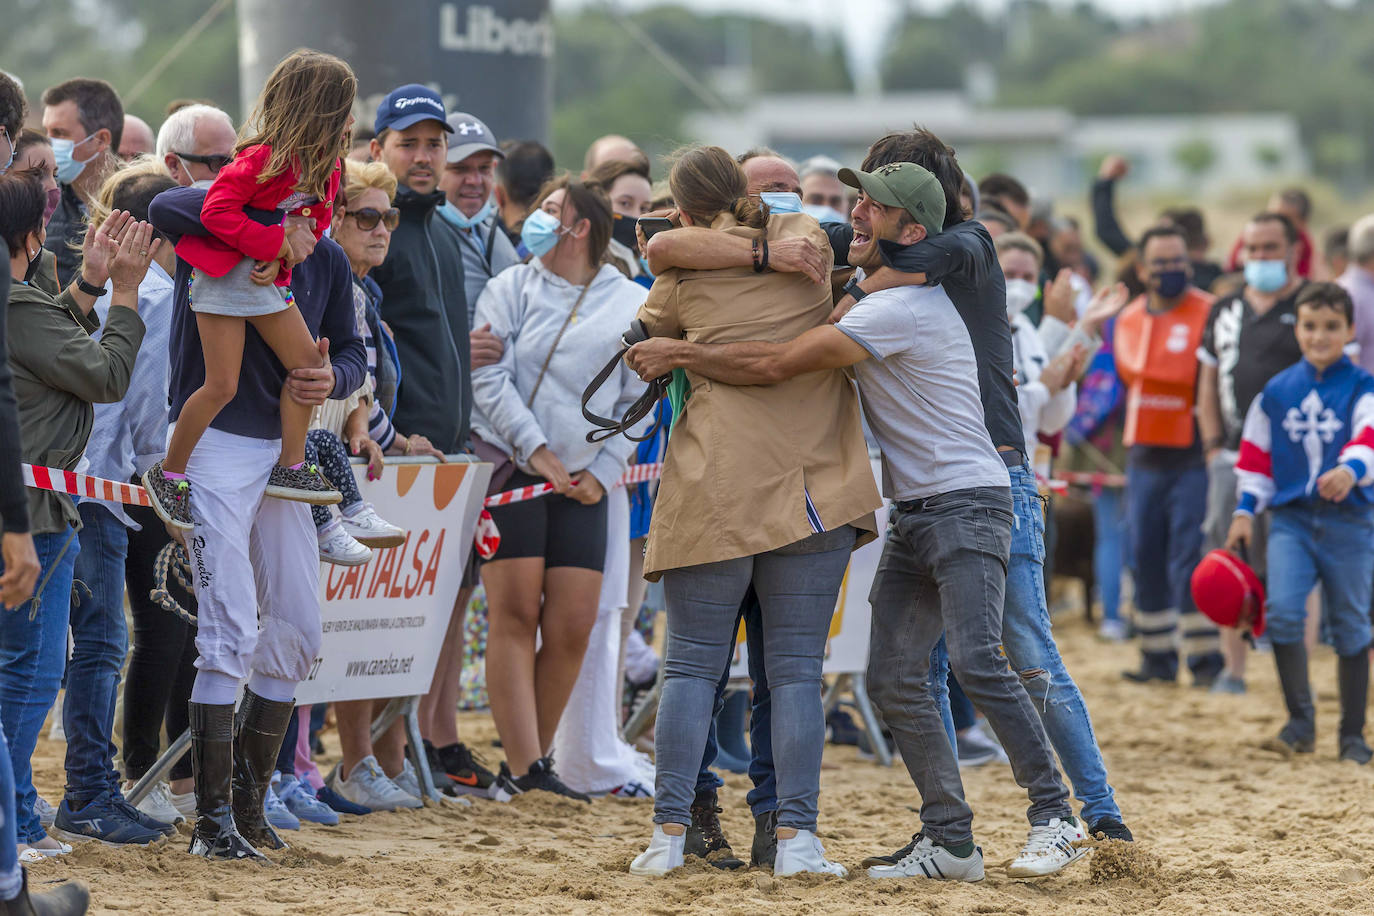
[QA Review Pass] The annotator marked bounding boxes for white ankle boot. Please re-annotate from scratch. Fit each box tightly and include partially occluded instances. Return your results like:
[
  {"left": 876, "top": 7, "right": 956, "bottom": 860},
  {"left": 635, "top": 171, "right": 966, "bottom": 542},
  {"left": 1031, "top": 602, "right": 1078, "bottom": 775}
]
[
  {"left": 775, "top": 828, "right": 847, "bottom": 877},
  {"left": 630, "top": 824, "right": 685, "bottom": 876}
]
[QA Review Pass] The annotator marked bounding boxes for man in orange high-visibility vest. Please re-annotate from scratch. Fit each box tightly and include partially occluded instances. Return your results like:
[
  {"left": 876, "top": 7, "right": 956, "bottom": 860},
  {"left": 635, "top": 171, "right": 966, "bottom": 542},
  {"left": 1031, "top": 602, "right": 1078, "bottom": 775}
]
[{"left": 1114, "top": 225, "right": 1224, "bottom": 685}]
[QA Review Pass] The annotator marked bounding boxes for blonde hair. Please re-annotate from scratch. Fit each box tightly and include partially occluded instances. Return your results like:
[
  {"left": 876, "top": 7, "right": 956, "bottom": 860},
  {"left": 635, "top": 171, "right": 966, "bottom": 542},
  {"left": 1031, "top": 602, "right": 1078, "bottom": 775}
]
[
  {"left": 239, "top": 48, "right": 356, "bottom": 200},
  {"left": 341, "top": 159, "right": 397, "bottom": 206},
  {"left": 995, "top": 230, "right": 1044, "bottom": 269},
  {"left": 86, "top": 154, "right": 176, "bottom": 232},
  {"left": 667, "top": 145, "right": 766, "bottom": 231}
]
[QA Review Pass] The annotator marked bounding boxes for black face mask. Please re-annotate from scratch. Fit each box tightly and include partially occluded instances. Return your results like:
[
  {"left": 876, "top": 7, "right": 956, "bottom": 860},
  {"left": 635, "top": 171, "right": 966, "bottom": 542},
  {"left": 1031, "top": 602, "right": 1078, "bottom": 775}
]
[
  {"left": 24, "top": 239, "right": 42, "bottom": 283},
  {"left": 611, "top": 213, "right": 639, "bottom": 252}
]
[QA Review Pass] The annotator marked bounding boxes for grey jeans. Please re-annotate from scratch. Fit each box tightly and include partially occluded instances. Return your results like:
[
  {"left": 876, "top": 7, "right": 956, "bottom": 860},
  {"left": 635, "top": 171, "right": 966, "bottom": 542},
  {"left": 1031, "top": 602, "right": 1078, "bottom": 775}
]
[
  {"left": 867, "top": 486, "right": 1071, "bottom": 845},
  {"left": 654, "top": 527, "right": 855, "bottom": 832}
]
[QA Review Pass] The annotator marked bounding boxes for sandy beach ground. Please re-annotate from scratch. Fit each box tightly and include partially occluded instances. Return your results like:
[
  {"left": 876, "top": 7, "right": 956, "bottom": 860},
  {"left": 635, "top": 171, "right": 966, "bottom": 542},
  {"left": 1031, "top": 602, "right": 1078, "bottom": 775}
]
[{"left": 22, "top": 614, "right": 1374, "bottom": 915}]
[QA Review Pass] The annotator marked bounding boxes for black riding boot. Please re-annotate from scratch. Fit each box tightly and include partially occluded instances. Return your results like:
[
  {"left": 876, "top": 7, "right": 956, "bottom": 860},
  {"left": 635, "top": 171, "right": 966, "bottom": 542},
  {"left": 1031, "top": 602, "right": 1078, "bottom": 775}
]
[
  {"left": 188, "top": 702, "right": 265, "bottom": 861},
  {"left": 1270, "top": 642, "right": 1316, "bottom": 753},
  {"left": 231, "top": 688, "right": 296, "bottom": 851},
  {"left": 1338, "top": 651, "right": 1372, "bottom": 764},
  {"left": 0, "top": 869, "right": 89, "bottom": 916}
]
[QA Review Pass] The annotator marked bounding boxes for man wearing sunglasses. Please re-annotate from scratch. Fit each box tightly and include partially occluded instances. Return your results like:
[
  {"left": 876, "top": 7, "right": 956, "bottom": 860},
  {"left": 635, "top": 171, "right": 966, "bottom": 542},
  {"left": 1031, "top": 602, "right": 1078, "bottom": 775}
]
[{"left": 155, "top": 103, "right": 237, "bottom": 190}]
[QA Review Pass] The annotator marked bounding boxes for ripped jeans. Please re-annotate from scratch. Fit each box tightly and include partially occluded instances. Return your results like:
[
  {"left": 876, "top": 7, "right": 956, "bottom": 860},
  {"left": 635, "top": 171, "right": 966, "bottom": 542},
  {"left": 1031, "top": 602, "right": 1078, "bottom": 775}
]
[{"left": 931, "top": 464, "right": 1120, "bottom": 826}]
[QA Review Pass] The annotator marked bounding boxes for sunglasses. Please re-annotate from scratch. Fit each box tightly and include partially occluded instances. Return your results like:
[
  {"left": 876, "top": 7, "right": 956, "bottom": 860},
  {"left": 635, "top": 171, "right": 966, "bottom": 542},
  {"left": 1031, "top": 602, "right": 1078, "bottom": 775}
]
[
  {"left": 347, "top": 207, "right": 400, "bottom": 231},
  {"left": 175, "top": 151, "right": 233, "bottom": 173}
]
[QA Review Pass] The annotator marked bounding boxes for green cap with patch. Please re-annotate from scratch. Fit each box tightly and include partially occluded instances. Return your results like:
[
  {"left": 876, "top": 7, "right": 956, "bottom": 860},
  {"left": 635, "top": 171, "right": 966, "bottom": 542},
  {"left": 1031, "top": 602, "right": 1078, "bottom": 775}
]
[{"left": 838, "top": 162, "right": 946, "bottom": 239}]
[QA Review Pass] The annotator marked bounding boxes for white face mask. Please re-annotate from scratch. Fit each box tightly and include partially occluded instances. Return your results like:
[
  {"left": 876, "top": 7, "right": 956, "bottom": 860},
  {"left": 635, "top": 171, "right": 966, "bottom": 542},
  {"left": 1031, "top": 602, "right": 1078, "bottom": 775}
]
[{"left": 1005, "top": 278, "right": 1038, "bottom": 318}]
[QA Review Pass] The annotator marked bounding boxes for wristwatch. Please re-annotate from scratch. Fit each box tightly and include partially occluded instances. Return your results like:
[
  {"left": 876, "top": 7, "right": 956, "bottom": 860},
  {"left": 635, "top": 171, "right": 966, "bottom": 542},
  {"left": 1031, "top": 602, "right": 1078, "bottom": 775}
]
[
  {"left": 77, "top": 275, "right": 107, "bottom": 297},
  {"left": 841, "top": 277, "right": 867, "bottom": 302}
]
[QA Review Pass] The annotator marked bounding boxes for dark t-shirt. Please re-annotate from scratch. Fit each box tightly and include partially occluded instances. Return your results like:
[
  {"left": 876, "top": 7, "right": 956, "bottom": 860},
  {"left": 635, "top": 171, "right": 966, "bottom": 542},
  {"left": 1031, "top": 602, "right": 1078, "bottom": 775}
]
[
  {"left": 1199, "top": 283, "right": 1306, "bottom": 450},
  {"left": 825, "top": 220, "right": 1023, "bottom": 453}
]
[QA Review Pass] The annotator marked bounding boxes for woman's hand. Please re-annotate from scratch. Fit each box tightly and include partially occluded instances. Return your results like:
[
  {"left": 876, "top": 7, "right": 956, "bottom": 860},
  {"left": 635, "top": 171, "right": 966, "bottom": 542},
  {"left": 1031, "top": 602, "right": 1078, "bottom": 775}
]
[
  {"left": 0, "top": 531, "right": 40, "bottom": 610},
  {"left": 528, "top": 445, "right": 571, "bottom": 493},
  {"left": 108, "top": 220, "right": 161, "bottom": 295},
  {"left": 1042, "top": 268, "right": 1078, "bottom": 325},
  {"left": 81, "top": 208, "right": 133, "bottom": 287},
  {"left": 567, "top": 471, "right": 605, "bottom": 506},
  {"left": 350, "top": 432, "right": 385, "bottom": 481},
  {"left": 396, "top": 433, "right": 445, "bottom": 461}
]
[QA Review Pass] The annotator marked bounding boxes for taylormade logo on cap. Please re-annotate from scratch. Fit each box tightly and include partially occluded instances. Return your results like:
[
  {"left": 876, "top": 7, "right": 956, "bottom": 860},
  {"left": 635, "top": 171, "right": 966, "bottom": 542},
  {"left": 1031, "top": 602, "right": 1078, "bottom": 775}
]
[{"left": 394, "top": 96, "right": 444, "bottom": 112}]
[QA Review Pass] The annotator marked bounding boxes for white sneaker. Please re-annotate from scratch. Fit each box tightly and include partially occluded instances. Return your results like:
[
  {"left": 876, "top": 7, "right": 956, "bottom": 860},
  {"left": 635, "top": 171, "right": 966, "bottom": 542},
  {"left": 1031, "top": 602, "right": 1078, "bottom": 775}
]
[
  {"left": 318, "top": 520, "right": 373, "bottom": 567},
  {"left": 391, "top": 759, "right": 427, "bottom": 802},
  {"left": 34, "top": 795, "right": 57, "bottom": 828},
  {"left": 775, "top": 828, "right": 847, "bottom": 877},
  {"left": 1008, "top": 817, "right": 1089, "bottom": 878},
  {"left": 867, "top": 834, "right": 984, "bottom": 881},
  {"left": 341, "top": 503, "right": 406, "bottom": 548},
  {"left": 123, "top": 779, "right": 185, "bottom": 825},
  {"left": 1097, "top": 619, "right": 1130, "bottom": 642},
  {"left": 331, "top": 756, "right": 423, "bottom": 811},
  {"left": 630, "top": 825, "right": 685, "bottom": 876},
  {"left": 170, "top": 789, "right": 196, "bottom": 819}
]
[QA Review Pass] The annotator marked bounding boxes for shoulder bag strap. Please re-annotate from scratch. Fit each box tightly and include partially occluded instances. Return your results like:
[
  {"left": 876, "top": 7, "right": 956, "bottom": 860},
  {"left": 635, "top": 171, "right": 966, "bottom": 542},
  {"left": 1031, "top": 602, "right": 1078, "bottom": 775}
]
[{"left": 526, "top": 278, "right": 593, "bottom": 408}]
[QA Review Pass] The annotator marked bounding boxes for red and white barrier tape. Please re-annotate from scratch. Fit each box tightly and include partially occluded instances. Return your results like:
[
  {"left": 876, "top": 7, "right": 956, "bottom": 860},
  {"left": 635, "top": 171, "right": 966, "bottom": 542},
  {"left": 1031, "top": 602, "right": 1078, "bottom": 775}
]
[
  {"left": 20, "top": 461, "right": 665, "bottom": 509},
  {"left": 21, "top": 464, "right": 150, "bottom": 507}
]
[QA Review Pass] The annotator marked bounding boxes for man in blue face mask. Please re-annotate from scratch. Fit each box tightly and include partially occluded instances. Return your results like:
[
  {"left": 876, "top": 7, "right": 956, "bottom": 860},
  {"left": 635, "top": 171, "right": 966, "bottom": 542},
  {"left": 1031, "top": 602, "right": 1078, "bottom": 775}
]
[
  {"left": 1196, "top": 211, "right": 1307, "bottom": 693},
  {"left": 438, "top": 111, "right": 519, "bottom": 323},
  {"left": 738, "top": 147, "right": 803, "bottom": 216},
  {"left": 40, "top": 78, "right": 123, "bottom": 286}
]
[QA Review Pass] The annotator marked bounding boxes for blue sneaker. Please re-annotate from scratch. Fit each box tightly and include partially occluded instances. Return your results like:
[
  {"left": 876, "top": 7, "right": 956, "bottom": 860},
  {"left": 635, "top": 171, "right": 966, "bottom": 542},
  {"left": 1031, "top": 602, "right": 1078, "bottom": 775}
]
[
  {"left": 53, "top": 790, "right": 167, "bottom": 845},
  {"left": 264, "top": 777, "right": 301, "bottom": 832},
  {"left": 277, "top": 774, "right": 339, "bottom": 826}
]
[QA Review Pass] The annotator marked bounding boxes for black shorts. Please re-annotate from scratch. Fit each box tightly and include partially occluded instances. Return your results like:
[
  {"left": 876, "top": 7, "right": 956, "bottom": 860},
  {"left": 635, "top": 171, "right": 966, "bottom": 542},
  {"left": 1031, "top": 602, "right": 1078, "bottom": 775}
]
[{"left": 485, "top": 471, "right": 608, "bottom": 571}]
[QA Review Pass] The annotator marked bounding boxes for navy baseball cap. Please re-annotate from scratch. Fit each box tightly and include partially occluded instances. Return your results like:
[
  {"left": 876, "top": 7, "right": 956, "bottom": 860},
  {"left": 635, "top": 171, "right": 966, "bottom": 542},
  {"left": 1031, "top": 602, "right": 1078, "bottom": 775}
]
[
  {"left": 446, "top": 112, "right": 503, "bottom": 164},
  {"left": 374, "top": 84, "right": 452, "bottom": 135}
]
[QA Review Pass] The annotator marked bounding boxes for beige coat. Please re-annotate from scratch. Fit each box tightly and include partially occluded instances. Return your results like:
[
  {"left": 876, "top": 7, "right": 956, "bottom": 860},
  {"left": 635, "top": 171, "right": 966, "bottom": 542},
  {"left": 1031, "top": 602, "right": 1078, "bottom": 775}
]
[{"left": 639, "top": 212, "right": 880, "bottom": 579}]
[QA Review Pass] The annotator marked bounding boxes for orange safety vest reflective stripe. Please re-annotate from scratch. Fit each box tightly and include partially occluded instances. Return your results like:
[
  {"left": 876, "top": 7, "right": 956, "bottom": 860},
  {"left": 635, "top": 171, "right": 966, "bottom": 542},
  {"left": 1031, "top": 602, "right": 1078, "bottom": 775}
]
[{"left": 1113, "top": 288, "right": 1214, "bottom": 448}]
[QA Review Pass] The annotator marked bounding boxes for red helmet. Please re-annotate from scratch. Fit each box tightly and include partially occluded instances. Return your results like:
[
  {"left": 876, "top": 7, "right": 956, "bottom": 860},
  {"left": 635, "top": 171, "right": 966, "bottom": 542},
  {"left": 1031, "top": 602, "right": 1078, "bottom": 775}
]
[{"left": 1190, "top": 549, "right": 1266, "bottom": 636}]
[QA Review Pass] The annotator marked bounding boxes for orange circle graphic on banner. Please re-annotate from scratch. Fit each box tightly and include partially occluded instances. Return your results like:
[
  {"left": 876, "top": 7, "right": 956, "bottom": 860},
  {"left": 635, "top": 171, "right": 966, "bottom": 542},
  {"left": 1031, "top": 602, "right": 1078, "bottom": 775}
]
[
  {"left": 395, "top": 465, "right": 421, "bottom": 498},
  {"left": 433, "top": 463, "right": 468, "bottom": 510}
]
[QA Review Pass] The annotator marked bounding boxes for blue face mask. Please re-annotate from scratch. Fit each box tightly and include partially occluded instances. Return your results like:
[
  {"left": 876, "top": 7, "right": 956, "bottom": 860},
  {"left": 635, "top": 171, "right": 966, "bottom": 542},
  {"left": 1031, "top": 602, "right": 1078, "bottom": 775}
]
[
  {"left": 50, "top": 135, "right": 97, "bottom": 185},
  {"left": 760, "top": 192, "right": 802, "bottom": 215},
  {"left": 1244, "top": 258, "right": 1288, "bottom": 294},
  {"left": 438, "top": 198, "right": 495, "bottom": 231},
  {"left": 521, "top": 207, "right": 567, "bottom": 258},
  {"left": 638, "top": 255, "right": 653, "bottom": 279},
  {"left": 802, "top": 203, "right": 847, "bottom": 224},
  {"left": 1153, "top": 269, "right": 1189, "bottom": 299}
]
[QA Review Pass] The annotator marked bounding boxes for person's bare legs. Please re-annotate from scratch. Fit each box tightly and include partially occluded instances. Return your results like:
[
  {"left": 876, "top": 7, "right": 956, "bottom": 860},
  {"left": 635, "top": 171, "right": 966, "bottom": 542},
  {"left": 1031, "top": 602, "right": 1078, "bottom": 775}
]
[
  {"left": 1221, "top": 627, "right": 1248, "bottom": 680},
  {"left": 162, "top": 314, "right": 245, "bottom": 473},
  {"left": 334, "top": 698, "right": 375, "bottom": 779},
  {"left": 534, "top": 567, "right": 602, "bottom": 754},
  {"left": 1305, "top": 587, "right": 1322, "bottom": 651},
  {"left": 619, "top": 538, "right": 649, "bottom": 694},
  {"left": 483, "top": 557, "right": 547, "bottom": 774},
  {"left": 418, "top": 585, "right": 473, "bottom": 747},
  {"left": 246, "top": 307, "right": 325, "bottom": 467}
]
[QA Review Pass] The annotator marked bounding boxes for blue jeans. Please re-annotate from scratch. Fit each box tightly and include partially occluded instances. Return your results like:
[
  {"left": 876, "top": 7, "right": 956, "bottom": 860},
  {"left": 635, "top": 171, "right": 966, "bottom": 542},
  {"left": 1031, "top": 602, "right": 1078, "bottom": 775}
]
[
  {"left": 655, "top": 529, "right": 853, "bottom": 832},
  {"left": 0, "top": 717, "right": 18, "bottom": 898},
  {"left": 0, "top": 527, "right": 79, "bottom": 843},
  {"left": 1126, "top": 460, "right": 1219, "bottom": 673},
  {"left": 1001, "top": 465, "right": 1119, "bottom": 824},
  {"left": 1266, "top": 502, "right": 1374, "bottom": 655},
  {"left": 64, "top": 502, "right": 129, "bottom": 802},
  {"left": 1092, "top": 484, "right": 1127, "bottom": 623},
  {"left": 694, "top": 589, "right": 777, "bottom": 817}
]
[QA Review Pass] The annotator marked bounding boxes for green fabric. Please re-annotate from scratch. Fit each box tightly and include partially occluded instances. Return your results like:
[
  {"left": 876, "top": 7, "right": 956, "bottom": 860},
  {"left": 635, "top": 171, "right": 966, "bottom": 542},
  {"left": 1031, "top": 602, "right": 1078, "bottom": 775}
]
[{"left": 666, "top": 368, "right": 690, "bottom": 435}]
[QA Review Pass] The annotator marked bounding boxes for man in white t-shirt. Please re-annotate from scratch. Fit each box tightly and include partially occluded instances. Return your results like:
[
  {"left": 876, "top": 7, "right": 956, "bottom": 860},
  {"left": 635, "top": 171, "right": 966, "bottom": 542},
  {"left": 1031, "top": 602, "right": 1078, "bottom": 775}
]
[{"left": 626, "top": 162, "right": 1084, "bottom": 883}]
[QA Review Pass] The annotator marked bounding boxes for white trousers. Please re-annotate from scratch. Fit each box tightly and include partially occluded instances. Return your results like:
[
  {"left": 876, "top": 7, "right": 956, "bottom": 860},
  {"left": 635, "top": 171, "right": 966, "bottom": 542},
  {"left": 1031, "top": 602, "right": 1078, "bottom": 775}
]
[
  {"left": 552, "top": 486, "right": 654, "bottom": 794},
  {"left": 185, "top": 427, "right": 322, "bottom": 684}
]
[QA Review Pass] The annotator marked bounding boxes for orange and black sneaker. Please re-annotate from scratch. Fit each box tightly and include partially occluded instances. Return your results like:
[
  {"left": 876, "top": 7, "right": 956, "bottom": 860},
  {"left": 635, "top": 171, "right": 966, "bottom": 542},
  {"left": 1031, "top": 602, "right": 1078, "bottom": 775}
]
[{"left": 429, "top": 740, "right": 499, "bottom": 799}]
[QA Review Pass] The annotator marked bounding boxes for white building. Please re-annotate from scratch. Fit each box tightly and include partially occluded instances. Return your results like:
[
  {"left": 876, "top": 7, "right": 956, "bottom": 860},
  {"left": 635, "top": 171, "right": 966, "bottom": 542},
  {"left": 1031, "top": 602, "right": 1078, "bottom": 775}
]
[{"left": 686, "top": 91, "right": 1307, "bottom": 200}]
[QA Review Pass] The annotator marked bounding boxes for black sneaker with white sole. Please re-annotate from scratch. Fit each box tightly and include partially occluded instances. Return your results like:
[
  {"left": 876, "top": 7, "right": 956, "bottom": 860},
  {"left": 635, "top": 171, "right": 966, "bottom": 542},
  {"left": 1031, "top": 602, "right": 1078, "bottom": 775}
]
[
  {"left": 861, "top": 832, "right": 920, "bottom": 868},
  {"left": 142, "top": 462, "right": 194, "bottom": 530},
  {"left": 265, "top": 463, "right": 341, "bottom": 505},
  {"left": 507, "top": 757, "right": 590, "bottom": 802},
  {"left": 1088, "top": 816, "right": 1134, "bottom": 842}
]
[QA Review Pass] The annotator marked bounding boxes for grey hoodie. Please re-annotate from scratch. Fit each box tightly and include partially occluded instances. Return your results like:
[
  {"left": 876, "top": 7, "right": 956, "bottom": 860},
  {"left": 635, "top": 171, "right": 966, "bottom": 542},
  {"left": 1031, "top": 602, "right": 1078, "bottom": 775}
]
[{"left": 471, "top": 258, "right": 649, "bottom": 489}]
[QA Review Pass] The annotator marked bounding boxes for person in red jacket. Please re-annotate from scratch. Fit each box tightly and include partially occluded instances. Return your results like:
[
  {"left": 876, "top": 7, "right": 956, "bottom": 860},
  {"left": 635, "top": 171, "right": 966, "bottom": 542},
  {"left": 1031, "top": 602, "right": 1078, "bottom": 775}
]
[{"left": 142, "top": 49, "right": 356, "bottom": 531}]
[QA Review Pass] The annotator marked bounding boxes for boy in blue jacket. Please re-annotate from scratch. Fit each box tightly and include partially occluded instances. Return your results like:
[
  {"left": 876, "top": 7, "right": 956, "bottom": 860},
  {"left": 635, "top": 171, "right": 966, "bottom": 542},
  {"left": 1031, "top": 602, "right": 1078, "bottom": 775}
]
[{"left": 1227, "top": 282, "right": 1374, "bottom": 763}]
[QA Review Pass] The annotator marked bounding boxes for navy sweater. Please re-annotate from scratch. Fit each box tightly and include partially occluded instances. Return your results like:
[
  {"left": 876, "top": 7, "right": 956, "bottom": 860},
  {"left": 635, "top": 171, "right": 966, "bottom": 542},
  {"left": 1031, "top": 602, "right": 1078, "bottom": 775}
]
[{"left": 149, "top": 186, "right": 365, "bottom": 441}]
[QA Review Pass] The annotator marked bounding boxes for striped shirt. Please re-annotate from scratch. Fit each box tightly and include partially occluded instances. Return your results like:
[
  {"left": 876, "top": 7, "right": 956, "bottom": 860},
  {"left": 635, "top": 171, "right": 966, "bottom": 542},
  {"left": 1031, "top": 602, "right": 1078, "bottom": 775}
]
[{"left": 351, "top": 279, "right": 396, "bottom": 451}]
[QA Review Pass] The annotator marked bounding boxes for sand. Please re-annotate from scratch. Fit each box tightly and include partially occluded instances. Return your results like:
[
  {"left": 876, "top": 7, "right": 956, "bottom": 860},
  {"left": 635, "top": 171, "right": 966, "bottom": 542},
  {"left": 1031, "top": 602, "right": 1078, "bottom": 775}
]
[{"left": 23, "top": 615, "right": 1374, "bottom": 915}]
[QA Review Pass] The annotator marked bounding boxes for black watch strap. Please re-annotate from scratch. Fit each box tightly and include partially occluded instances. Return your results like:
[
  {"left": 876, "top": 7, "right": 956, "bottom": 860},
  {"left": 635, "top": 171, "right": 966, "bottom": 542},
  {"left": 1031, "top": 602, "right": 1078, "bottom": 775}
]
[
  {"left": 77, "top": 275, "right": 107, "bottom": 297},
  {"left": 842, "top": 277, "right": 867, "bottom": 302}
]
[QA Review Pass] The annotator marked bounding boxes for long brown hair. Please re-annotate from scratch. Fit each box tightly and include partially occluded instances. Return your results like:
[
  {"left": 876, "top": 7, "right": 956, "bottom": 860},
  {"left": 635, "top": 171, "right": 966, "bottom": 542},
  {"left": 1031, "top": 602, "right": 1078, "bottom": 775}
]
[
  {"left": 534, "top": 175, "right": 613, "bottom": 269},
  {"left": 668, "top": 145, "right": 766, "bottom": 231},
  {"left": 239, "top": 49, "right": 356, "bottom": 200}
]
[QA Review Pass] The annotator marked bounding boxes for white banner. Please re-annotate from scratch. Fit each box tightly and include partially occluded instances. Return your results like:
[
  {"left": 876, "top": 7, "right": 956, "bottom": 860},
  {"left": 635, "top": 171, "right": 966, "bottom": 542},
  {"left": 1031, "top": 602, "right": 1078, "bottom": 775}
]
[
  {"left": 294, "top": 457, "right": 492, "bottom": 705},
  {"left": 729, "top": 458, "right": 887, "bottom": 678}
]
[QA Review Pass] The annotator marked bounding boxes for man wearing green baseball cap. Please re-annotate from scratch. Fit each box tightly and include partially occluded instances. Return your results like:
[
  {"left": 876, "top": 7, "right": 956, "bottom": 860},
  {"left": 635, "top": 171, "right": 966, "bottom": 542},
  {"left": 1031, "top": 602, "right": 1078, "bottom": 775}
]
[{"left": 625, "top": 157, "right": 1084, "bottom": 885}]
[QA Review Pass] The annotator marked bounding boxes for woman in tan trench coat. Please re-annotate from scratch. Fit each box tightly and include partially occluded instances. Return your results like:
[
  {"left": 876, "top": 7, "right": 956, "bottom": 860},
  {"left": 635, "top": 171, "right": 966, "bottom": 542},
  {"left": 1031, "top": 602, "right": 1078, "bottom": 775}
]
[{"left": 630, "top": 146, "right": 880, "bottom": 879}]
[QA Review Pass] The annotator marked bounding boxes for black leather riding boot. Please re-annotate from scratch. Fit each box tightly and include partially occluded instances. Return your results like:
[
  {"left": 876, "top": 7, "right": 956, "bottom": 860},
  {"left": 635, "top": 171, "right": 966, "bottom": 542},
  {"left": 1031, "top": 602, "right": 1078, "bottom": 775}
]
[{"left": 231, "top": 688, "right": 296, "bottom": 851}]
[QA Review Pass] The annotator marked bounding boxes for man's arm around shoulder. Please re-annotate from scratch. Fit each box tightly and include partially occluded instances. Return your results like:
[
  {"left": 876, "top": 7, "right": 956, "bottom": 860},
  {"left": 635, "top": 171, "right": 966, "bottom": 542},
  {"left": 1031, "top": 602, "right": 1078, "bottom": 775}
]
[{"left": 625, "top": 325, "right": 868, "bottom": 387}]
